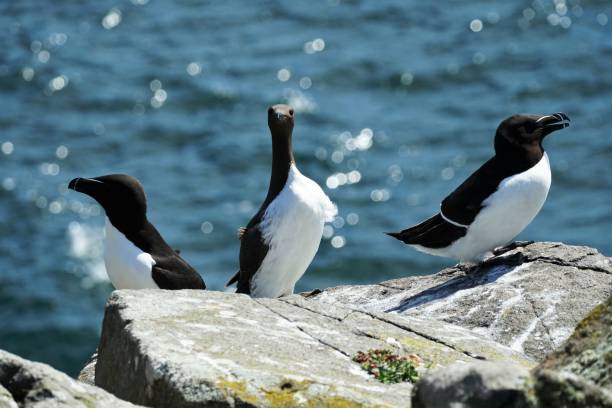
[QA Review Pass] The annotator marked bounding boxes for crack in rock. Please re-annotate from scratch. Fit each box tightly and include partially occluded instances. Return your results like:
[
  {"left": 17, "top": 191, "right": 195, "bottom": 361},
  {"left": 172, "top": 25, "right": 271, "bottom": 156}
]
[
  {"left": 254, "top": 299, "right": 351, "bottom": 358},
  {"left": 352, "top": 310, "right": 488, "bottom": 361}
]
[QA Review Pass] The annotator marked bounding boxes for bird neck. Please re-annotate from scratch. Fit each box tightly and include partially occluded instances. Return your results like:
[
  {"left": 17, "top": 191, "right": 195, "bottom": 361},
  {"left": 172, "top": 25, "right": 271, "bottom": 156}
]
[
  {"left": 265, "top": 134, "right": 294, "bottom": 204},
  {"left": 494, "top": 134, "right": 544, "bottom": 169}
]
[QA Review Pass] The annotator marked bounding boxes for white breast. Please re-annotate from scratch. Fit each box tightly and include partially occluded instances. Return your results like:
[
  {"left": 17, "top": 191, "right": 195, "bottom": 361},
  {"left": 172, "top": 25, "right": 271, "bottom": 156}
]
[
  {"left": 104, "top": 218, "right": 159, "bottom": 289},
  {"left": 251, "top": 165, "right": 337, "bottom": 298},
  {"left": 425, "top": 153, "right": 552, "bottom": 262}
]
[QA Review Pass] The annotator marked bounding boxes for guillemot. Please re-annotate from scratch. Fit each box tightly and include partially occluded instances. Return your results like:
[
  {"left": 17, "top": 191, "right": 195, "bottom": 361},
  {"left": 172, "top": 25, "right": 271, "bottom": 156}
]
[
  {"left": 226, "top": 105, "right": 337, "bottom": 297},
  {"left": 387, "top": 112, "right": 570, "bottom": 262},
  {"left": 68, "top": 174, "right": 206, "bottom": 289}
]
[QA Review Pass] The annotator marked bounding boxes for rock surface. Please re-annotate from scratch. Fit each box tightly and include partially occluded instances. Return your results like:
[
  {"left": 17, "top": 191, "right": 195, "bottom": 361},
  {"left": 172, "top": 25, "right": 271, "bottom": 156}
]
[
  {"left": 411, "top": 361, "right": 533, "bottom": 408},
  {"left": 77, "top": 352, "right": 97, "bottom": 386},
  {"left": 311, "top": 242, "right": 612, "bottom": 360},
  {"left": 94, "top": 290, "right": 533, "bottom": 407},
  {"left": 0, "top": 383, "right": 18, "bottom": 408},
  {"left": 410, "top": 296, "right": 612, "bottom": 408},
  {"left": 0, "top": 349, "right": 140, "bottom": 407},
  {"left": 531, "top": 296, "right": 612, "bottom": 408}
]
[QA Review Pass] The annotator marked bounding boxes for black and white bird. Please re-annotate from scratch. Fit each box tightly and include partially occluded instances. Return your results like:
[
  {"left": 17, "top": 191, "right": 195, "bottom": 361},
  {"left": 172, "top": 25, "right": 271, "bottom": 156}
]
[
  {"left": 226, "top": 105, "right": 337, "bottom": 297},
  {"left": 387, "top": 112, "right": 570, "bottom": 262},
  {"left": 68, "top": 174, "right": 206, "bottom": 290}
]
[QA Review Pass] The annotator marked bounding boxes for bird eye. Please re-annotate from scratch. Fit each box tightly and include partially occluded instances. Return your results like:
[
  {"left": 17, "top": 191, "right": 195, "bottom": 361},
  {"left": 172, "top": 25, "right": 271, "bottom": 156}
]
[{"left": 289, "top": 109, "right": 294, "bottom": 116}]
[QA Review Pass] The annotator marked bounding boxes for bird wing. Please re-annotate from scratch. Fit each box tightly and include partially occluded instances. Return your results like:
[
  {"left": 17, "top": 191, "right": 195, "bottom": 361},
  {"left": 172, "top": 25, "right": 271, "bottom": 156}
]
[
  {"left": 441, "top": 156, "right": 512, "bottom": 225},
  {"left": 229, "top": 224, "right": 269, "bottom": 294},
  {"left": 387, "top": 157, "right": 510, "bottom": 248},
  {"left": 386, "top": 213, "right": 467, "bottom": 248},
  {"left": 151, "top": 258, "right": 206, "bottom": 290}
]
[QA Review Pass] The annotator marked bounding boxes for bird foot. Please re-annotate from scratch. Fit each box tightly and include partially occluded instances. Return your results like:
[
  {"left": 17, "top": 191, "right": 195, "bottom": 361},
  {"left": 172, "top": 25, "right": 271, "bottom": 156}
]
[
  {"left": 455, "top": 262, "right": 478, "bottom": 273},
  {"left": 493, "top": 240, "right": 534, "bottom": 256},
  {"left": 302, "top": 288, "right": 323, "bottom": 298}
]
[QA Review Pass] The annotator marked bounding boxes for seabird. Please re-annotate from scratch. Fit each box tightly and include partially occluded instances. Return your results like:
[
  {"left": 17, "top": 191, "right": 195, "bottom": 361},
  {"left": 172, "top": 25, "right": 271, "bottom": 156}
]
[
  {"left": 387, "top": 112, "right": 570, "bottom": 262},
  {"left": 226, "top": 105, "right": 337, "bottom": 297},
  {"left": 68, "top": 174, "right": 206, "bottom": 289}
]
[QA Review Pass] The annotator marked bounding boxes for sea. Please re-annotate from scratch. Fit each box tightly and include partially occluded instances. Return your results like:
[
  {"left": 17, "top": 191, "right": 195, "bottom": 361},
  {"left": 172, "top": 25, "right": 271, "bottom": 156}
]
[{"left": 0, "top": 0, "right": 610, "bottom": 376}]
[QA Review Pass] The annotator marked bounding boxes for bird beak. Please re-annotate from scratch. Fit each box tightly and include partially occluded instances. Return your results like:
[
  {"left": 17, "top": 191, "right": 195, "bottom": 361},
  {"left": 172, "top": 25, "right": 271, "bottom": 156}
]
[
  {"left": 536, "top": 112, "right": 570, "bottom": 134},
  {"left": 68, "top": 177, "right": 105, "bottom": 195}
]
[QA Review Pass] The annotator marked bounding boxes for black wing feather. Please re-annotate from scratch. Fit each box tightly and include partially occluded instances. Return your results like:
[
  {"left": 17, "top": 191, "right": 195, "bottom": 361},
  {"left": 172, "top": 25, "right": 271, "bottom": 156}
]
[
  {"left": 441, "top": 156, "right": 527, "bottom": 225},
  {"left": 232, "top": 224, "right": 269, "bottom": 294},
  {"left": 387, "top": 214, "right": 466, "bottom": 249},
  {"left": 152, "top": 257, "right": 206, "bottom": 290}
]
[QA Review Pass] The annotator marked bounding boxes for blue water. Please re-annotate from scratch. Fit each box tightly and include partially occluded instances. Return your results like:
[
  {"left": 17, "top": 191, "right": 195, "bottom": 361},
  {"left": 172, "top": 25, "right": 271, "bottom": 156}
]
[{"left": 1, "top": 1, "right": 611, "bottom": 376}]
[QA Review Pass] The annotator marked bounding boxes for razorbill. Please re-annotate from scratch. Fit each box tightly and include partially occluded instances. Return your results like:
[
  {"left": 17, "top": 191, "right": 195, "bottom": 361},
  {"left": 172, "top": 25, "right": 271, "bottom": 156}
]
[
  {"left": 68, "top": 174, "right": 206, "bottom": 290},
  {"left": 226, "top": 104, "right": 337, "bottom": 297},
  {"left": 387, "top": 112, "right": 570, "bottom": 262}
]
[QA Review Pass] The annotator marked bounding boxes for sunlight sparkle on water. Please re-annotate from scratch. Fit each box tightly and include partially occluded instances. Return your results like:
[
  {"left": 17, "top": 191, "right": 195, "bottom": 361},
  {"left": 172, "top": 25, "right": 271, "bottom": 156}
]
[
  {"left": 277, "top": 68, "right": 290, "bottom": 82},
  {"left": 151, "top": 89, "right": 168, "bottom": 109},
  {"left": 597, "top": 13, "right": 608, "bottom": 26},
  {"left": 56, "top": 145, "right": 69, "bottom": 159},
  {"left": 201, "top": 221, "right": 214, "bottom": 234},
  {"left": 299, "top": 77, "right": 312, "bottom": 89},
  {"left": 150, "top": 79, "right": 162, "bottom": 91},
  {"left": 49, "top": 33, "right": 67, "bottom": 46},
  {"left": 49, "top": 75, "right": 68, "bottom": 92},
  {"left": 284, "top": 89, "right": 316, "bottom": 113},
  {"left": 2, "top": 141, "right": 14, "bottom": 155},
  {"left": 400, "top": 72, "right": 414, "bottom": 86},
  {"left": 370, "top": 189, "right": 391, "bottom": 202},
  {"left": 322, "top": 225, "right": 334, "bottom": 239},
  {"left": 331, "top": 235, "right": 345, "bottom": 249},
  {"left": 102, "top": 8, "right": 122, "bottom": 30},
  {"left": 187, "top": 62, "right": 202, "bottom": 76},
  {"left": 2, "top": 178, "right": 15, "bottom": 191},
  {"left": 346, "top": 213, "right": 359, "bottom": 225},
  {"left": 304, "top": 38, "right": 325, "bottom": 54},
  {"left": 38, "top": 50, "right": 50, "bottom": 63},
  {"left": 40, "top": 162, "right": 60, "bottom": 176},
  {"left": 326, "top": 170, "right": 361, "bottom": 189},
  {"left": 470, "top": 19, "right": 483, "bottom": 32},
  {"left": 21, "top": 67, "right": 34, "bottom": 81},
  {"left": 333, "top": 216, "right": 344, "bottom": 229}
]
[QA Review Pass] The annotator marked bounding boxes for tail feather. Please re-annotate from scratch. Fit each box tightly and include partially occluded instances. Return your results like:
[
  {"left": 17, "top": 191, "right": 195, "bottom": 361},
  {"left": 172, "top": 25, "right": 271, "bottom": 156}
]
[{"left": 225, "top": 271, "right": 240, "bottom": 287}]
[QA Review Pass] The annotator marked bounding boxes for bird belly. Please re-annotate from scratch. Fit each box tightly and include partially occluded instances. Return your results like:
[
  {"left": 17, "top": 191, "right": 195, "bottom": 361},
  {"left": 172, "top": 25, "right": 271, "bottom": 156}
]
[
  {"left": 445, "top": 153, "right": 552, "bottom": 261},
  {"left": 250, "top": 166, "right": 335, "bottom": 298},
  {"left": 104, "top": 219, "right": 158, "bottom": 290}
]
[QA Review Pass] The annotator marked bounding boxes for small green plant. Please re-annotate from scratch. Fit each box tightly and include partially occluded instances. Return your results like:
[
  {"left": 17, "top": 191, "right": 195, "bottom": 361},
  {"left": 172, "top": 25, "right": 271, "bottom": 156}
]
[{"left": 353, "top": 349, "right": 419, "bottom": 384}]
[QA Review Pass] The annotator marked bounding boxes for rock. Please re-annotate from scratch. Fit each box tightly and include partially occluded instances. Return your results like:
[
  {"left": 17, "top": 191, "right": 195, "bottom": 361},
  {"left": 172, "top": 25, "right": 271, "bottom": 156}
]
[
  {"left": 411, "top": 361, "right": 533, "bottom": 408},
  {"left": 531, "top": 296, "right": 612, "bottom": 408},
  {"left": 77, "top": 351, "right": 97, "bottom": 386},
  {"left": 94, "top": 289, "right": 533, "bottom": 407},
  {"left": 0, "top": 383, "right": 18, "bottom": 408},
  {"left": 411, "top": 296, "right": 612, "bottom": 408},
  {"left": 0, "top": 349, "right": 140, "bottom": 407},
  {"left": 311, "top": 242, "right": 612, "bottom": 361}
]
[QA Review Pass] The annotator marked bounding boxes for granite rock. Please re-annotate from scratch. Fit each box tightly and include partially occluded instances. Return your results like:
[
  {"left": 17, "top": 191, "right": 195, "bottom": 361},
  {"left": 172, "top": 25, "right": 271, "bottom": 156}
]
[
  {"left": 311, "top": 242, "right": 612, "bottom": 360},
  {"left": 411, "top": 361, "right": 533, "bottom": 408},
  {"left": 531, "top": 296, "right": 612, "bottom": 408},
  {"left": 93, "top": 290, "right": 533, "bottom": 407},
  {"left": 0, "top": 349, "right": 140, "bottom": 408}
]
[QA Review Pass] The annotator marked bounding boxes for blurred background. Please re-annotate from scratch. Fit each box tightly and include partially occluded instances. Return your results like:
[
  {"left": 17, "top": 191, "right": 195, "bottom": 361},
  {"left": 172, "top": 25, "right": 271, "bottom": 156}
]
[{"left": 1, "top": 0, "right": 610, "bottom": 376}]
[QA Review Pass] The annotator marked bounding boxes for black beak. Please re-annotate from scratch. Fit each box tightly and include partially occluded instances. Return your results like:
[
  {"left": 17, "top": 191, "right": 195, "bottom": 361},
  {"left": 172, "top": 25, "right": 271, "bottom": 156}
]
[
  {"left": 537, "top": 112, "right": 570, "bottom": 134},
  {"left": 68, "top": 177, "right": 104, "bottom": 194},
  {"left": 68, "top": 178, "right": 80, "bottom": 191}
]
